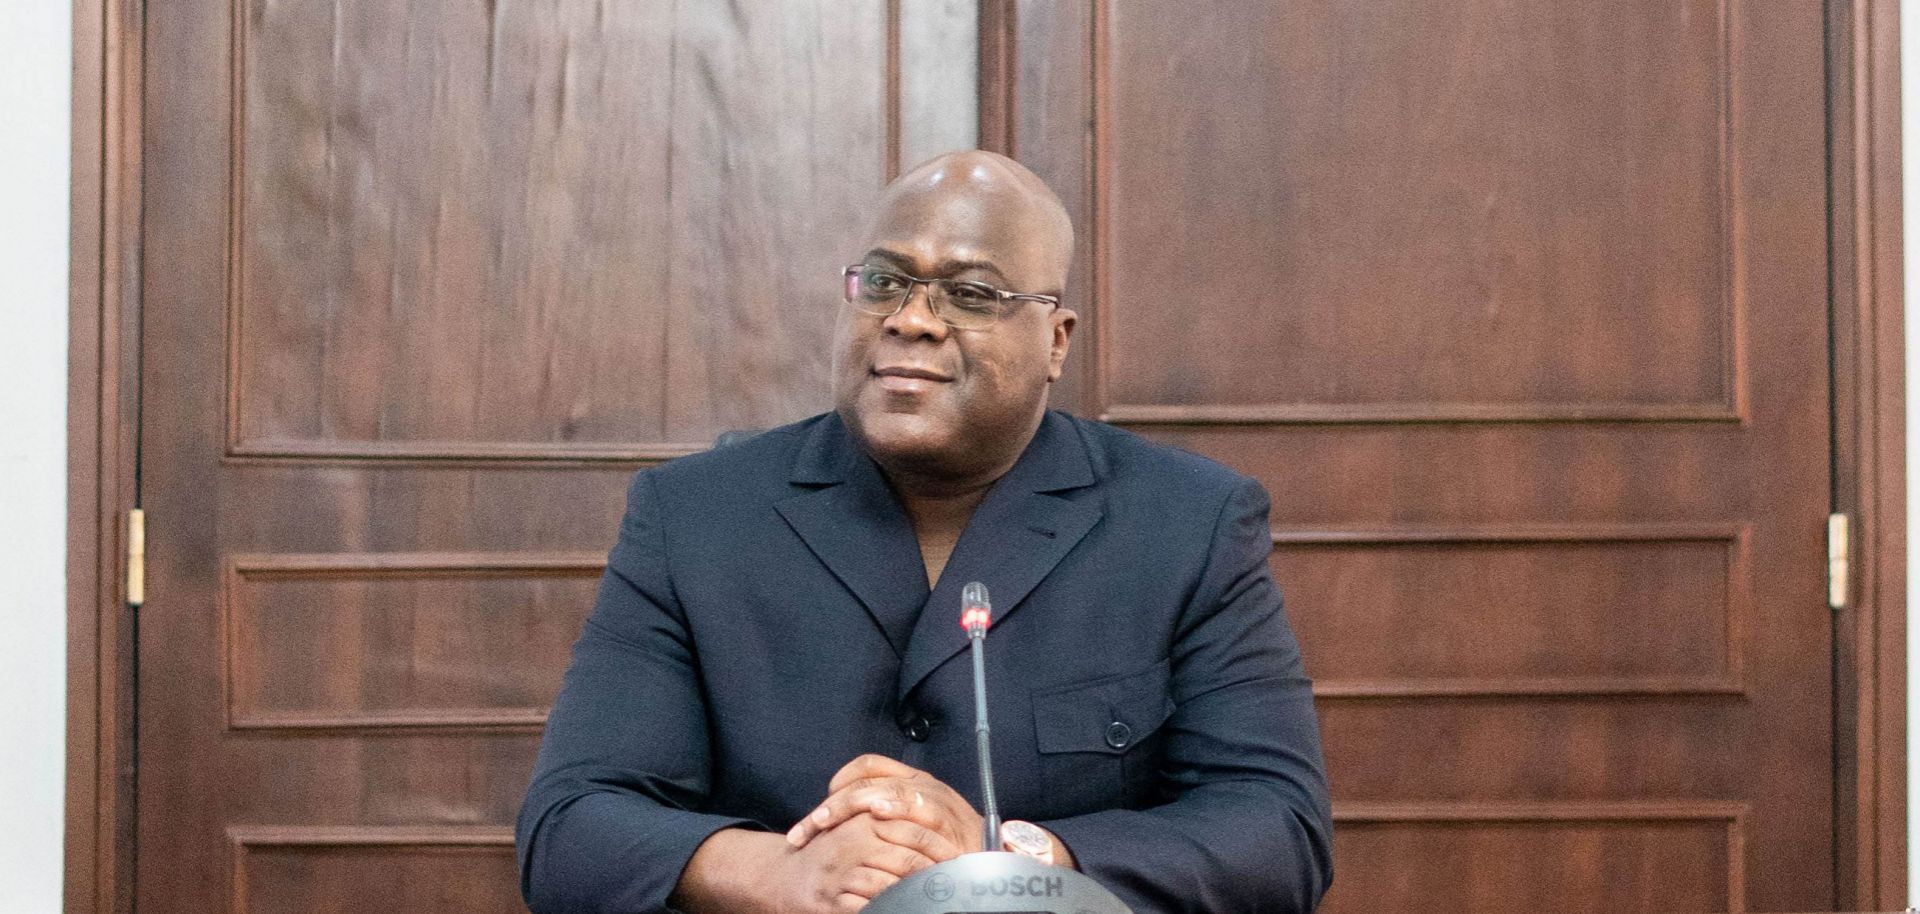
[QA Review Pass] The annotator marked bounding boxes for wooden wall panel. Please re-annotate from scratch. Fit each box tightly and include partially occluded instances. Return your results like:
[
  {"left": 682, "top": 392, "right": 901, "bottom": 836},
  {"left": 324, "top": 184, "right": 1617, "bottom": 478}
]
[
  {"left": 1003, "top": 0, "right": 1095, "bottom": 415},
  {"left": 135, "top": 3, "right": 970, "bottom": 912},
  {"left": 1321, "top": 803, "right": 1745, "bottom": 914},
  {"left": 115, "top": 0, "right": 1861, "bottom": 912},
  {"left": 223, "top": 553, "right": 601, "bottom": 730},
  {"left": 1277, "top": 525, "right": 1746, "bottom": 697},
  {"left": 1321, "top": 703, "right": 1754, "bottom": 800},
  {"left": 229, "top": 827, "right": 517, "bottom": 914},
  {"left": 1096, "top": 1, "right": 1737, "bottom": 423},
  {"left": 897, "top": 0, "right": 980, "bottom": 170},
  {"left": 1007, "top": 1, "right": 1835, "bottom": 909},
  {"left": 1826, "top": 0, "right": 1909, "bottom": 904},
  {"left": 229, "top": 0, "right": 890, "bottom": 460},
  {"left": 1145, "top": 424, "right": 1742, "bottom": 526}
]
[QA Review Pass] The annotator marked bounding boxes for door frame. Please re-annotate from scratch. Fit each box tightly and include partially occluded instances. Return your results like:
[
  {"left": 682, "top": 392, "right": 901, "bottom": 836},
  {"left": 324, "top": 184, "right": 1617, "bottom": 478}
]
[
  {"left": 66, "top": 0, "right": 141, "bottom": 910},
  {"left": 61, "top": 1, "right": 1907, "bottom": 910},
  {"left": 1828, "top": 0, "right": 1907, "bottom": 907}
]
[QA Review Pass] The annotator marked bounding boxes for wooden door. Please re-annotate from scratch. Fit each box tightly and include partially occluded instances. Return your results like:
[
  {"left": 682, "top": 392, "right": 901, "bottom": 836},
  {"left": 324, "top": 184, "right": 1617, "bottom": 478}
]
[
  {"left": 135, "top": 2, "right": 1839, "bottom": 914},
  {"left": 1009, "top": 1, "right": 1833, "bottom": 912},
  {"left": 135, "top": 2, "right": 975, "bottom": 912}
]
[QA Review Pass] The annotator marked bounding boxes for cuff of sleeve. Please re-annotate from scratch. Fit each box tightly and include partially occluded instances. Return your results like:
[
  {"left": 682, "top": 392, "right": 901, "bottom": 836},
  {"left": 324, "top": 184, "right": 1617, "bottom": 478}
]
[
  {"left": 1034, "top": 808, "right": 1204, "bottom": 914},
  {"left": 524, "top": 793, "right": 760, "bottom": 914},
  {"left": 1035, "top": 809, "right": 1128, "bottom": 877}
]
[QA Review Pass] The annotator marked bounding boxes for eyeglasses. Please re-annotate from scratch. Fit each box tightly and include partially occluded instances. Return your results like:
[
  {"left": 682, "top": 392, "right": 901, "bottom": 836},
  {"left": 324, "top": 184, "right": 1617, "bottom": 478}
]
[{"left": 842, "top": 264, "right": 1060, "bottom": 331}]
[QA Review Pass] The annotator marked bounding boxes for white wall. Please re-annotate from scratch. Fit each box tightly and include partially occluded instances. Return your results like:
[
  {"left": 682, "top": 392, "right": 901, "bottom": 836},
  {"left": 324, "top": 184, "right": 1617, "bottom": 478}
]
[{"left": 0, "top": 2, "right": 72, "bottom": 913}]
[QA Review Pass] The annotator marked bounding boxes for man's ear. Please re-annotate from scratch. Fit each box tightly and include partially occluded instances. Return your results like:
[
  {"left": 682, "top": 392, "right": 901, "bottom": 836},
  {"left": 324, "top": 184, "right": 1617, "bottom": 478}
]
[{"left": 1047, "top": 308, "right": 1078, "bottom": 382}]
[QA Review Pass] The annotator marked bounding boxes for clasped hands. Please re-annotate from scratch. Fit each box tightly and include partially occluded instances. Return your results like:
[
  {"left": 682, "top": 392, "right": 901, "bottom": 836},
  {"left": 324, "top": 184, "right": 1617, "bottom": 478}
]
[{"left": 774, "top": 754, "right": 986, "bottom": 913}]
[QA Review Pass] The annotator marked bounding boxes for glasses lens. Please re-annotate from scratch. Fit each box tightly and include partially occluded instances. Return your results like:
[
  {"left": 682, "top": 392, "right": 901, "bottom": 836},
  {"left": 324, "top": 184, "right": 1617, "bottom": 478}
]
[
  {"left": 849, "top": 267, "right": 909, "bottom": 315},
  {"left": 931, "top": 281, "right": 1002, "bottom": 330}
]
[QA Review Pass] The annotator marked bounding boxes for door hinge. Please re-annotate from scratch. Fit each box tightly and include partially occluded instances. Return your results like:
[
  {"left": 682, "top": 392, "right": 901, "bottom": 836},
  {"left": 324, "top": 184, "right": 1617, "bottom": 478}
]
[
  {"left": 1827, "top": 512, "right": 1849, "bottom": 611},
  {"left": 127, "top": 508, "right": 145, "bottom": 608}
]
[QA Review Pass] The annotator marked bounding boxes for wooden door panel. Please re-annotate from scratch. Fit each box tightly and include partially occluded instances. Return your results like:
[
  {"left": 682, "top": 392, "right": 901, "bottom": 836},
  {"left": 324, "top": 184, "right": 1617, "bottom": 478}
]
[
  {"left": 1133, "top": 426, "right": 1749, "bottom": 525},
  {"left": 1326, "top": 806, "right": 1741, "bottom": 914},
  {"left": 223, "top": 554, "right": 601, "bottom": 730},
  {"left": 230, "top": 829, "right": 522, "bottom": 913},
  {"left": 1278, "top": 528, "right": 1743, "bottom": 695},
  {"left": 1321, "top": 703, "right": 1756, "bottom": 798},
  {"left": 139, "top": 1, "right": 978, "bottom": 912},
  {"left": 1097, "top": 1, "right": 1733, "bottom": 420},
  {"left": 221, "top": 467, "right": 635, "bottom": 552},
  {"left": 230, "top": 0, "right": 877, "bottom": 459},
  {"left": 1013, "top": 0, "right": 1830, "bottom": 911},
  {"left": 212, "top": 736, "right": 542, "bottom": 819},
  {"left": 139, "top": 0, "right": 1837, "bottom": 911}
]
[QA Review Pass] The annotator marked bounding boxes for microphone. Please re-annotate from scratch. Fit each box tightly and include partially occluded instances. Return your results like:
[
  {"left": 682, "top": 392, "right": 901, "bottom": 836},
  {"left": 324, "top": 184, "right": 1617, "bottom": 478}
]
[
  {"left": 861, "top": 582, "right": 1133, "bottom": 913},
  {"left": 961, "top": 581, "right": 1001, "bottom": 853}
]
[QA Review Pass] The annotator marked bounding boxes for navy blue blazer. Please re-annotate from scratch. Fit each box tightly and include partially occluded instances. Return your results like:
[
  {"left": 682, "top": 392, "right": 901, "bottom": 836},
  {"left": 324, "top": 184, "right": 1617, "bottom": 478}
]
[{"left": 516, "top": 410, "right": 1333, "bottom": 914}]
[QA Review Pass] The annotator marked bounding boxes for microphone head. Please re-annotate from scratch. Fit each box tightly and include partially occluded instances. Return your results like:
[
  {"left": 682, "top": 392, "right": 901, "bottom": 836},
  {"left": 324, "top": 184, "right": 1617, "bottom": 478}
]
[{"left": 960, "top": 581, "right": 991, "bottom": 633}]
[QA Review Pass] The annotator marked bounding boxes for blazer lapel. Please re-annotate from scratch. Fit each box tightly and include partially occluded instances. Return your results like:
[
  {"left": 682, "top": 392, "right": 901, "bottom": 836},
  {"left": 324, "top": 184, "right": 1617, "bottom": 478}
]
[
  {"left": 775, "top": 416, "right": 930, "bottom": 656},
  {"left": 896, "top": 413, "right": 1104, "bottom": 702}
]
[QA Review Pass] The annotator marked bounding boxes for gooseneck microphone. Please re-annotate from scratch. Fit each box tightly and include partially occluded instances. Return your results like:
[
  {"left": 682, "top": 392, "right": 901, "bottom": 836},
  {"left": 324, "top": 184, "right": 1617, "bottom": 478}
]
[
  {"left": 863, "top": 582, "right": 1133, "bottom": 914},
  {"left": 961, "top": 581, "right": 1001, "bottom": 854}
]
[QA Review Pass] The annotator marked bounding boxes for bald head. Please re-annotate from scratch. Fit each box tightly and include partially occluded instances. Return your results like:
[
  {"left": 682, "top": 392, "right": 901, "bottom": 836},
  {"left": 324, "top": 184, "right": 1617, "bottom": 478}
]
[{"left": 867, "top": 150, "right": 1074, "bottom": 293}]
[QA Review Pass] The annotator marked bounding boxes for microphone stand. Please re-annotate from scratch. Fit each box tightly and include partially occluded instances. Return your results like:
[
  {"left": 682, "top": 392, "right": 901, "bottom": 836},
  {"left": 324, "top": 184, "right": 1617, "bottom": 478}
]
[
  {"left": 961, "top": 580, "right": 1001, "bottom": 852},
  {"left": 969, "top": 622, "right": 1001, "bottom": 852},
  {"left": 862, "top": 581, "right": 1133, "bottom": 914}
]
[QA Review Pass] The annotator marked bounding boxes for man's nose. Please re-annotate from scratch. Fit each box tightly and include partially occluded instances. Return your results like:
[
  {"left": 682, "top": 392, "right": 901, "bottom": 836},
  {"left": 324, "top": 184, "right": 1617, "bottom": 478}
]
[{"left": 882, "top": 282, "right": 949, "bottom": 340}]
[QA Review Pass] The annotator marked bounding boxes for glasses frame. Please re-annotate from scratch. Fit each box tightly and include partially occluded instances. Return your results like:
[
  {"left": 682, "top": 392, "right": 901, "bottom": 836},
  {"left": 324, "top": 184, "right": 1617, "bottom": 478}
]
[{"left": 841, "top": 264, "right": 1061, "bottom": 330}]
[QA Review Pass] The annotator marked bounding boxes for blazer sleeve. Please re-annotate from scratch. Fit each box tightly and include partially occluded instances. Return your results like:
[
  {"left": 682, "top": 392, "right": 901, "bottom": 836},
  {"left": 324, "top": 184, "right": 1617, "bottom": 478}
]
[
  {"left": 516, "top": 470, "right": 758, "bottom": 914},
  {"left": 1039, "top": 476, "right": 1335, "bottom": 914}
]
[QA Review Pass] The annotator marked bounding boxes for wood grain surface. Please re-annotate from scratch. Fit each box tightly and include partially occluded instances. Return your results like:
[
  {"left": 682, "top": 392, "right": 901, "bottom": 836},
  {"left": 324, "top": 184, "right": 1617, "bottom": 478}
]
[{"left": 125, "top": 1, "right": 1849, "bottom": 912}]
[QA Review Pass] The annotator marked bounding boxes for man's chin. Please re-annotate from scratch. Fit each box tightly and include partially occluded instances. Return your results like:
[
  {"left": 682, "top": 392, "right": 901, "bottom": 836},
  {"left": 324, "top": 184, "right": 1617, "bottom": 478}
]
[{"left": 843, "top": 408, "right": 958, "bottom": 468}]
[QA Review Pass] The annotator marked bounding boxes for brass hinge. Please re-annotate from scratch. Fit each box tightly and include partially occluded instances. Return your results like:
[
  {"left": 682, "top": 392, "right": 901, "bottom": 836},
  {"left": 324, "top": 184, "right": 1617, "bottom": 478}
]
[
  {"left": 126, "top": 508, "right": 145, "bottom": 608},
  {"left": 1827, "top": 512, "right": 1849, "bottom": 611}
]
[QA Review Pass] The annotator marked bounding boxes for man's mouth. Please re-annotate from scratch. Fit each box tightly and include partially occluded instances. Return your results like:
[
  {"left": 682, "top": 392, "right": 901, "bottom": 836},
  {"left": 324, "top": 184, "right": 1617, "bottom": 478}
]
[{"left": 872, "top": 366, "right": 953, "bottom": 382}]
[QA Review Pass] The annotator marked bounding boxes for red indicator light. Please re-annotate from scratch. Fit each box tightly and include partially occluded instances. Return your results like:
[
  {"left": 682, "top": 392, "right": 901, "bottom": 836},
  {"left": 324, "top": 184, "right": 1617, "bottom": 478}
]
[{"left": 961, "top": 607, "right": 992, "bottom": 632}]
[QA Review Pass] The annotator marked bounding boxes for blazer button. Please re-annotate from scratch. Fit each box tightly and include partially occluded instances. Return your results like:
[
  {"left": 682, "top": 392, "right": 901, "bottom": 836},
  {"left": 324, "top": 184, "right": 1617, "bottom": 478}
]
[
  {"left": 1105, "top": 721, "right": 1132, "bottom": 750},
  {"left": 906, "top": 717, "right": 933, "bottom": 742}
]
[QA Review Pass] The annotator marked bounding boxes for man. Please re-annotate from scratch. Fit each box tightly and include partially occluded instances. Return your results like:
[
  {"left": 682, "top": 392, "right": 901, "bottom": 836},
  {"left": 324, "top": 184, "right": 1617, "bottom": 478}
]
[{"left": 516, "top": 151, "right": 1333, "bottom": 914}]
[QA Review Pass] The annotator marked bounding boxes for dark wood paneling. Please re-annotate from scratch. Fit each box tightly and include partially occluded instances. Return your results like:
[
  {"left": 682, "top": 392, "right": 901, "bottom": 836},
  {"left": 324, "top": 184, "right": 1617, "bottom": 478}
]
[
  {"left": 229, "top": 827, "right": 518, "bottom": 914},
  {"left": 1279, "top": 525, "right": 1747, "bottom": 697},
  {"left": 1095, "top": 1, "right": 1738, "bottom": 422},
  {"left": 66, "top": 0, "right": 143, "bottom": 909},
  {"left": 1319, "top": 703, "right": 1758, "bottom": 801},
  {"left": 74, "top": 3, "right": 1904, "bottom": 914},
  {"left": 1323, "top": 803, "right": 1745, "bottom": 914},
  {"left": 132, "top": 3, "right": 955, "bottom": 913},
  {"left": 1829, "top": 0, "right": 1908, "bottom": 905},
  {"left": 1143, "top": 424, "right": 1743, "bottom": 527},
  {"left": 223, "top": 553, "right": 601, "bottom": 731},
  {"left": 898, "top": 0, "right": 979, "bottom": 168},
  {"left": 976, "top": 0, "right": 1016, "bottom": 156},
  {"left": 227, "top": 0, "right": 888, "bottom": 459},
  {"left": 1004, "top": 0, "right": 1095, "bottom": 414},
  {"left": 1009, "top": 1, "right": 1836, "bottom": 910}
]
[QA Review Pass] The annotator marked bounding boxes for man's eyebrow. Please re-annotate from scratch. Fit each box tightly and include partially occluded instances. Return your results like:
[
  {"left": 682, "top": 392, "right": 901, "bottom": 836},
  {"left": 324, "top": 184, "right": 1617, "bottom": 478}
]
[{"left": 862, "top": 248, "right": 1010, "bottom": 283}]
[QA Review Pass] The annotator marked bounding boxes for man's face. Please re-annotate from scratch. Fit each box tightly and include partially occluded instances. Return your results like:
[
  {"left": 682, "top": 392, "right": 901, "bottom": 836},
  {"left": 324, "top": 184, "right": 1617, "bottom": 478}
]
[{"left": 833, "top": 165, "right": 1075, "bottom": 480}]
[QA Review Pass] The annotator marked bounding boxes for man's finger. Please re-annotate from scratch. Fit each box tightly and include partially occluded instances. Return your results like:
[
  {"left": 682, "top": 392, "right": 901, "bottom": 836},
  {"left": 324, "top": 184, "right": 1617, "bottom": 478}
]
[
  {"left": 788, "top": 780, "right": 944, "bottom": 847},
  {"left": 834, "top": 892, "right": 871, "bottom": 914},
  {"left": 871, "top": 816, "right": 966, "bottom": 862},
  {"left": 840, "top": 865, "right": 901, "bottom": 901},
  {"left": 861, "top": 838, "right": 939, "bottom": 878},
  {"left": 828, "top": 753, "right": 922, "bottom": 792}
]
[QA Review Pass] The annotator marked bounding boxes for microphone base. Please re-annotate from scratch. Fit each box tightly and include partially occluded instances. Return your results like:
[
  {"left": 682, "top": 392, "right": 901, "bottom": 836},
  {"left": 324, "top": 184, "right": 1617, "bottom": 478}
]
[{"left": 863, "top": 851, "right": 1132, "bottom": 914}]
